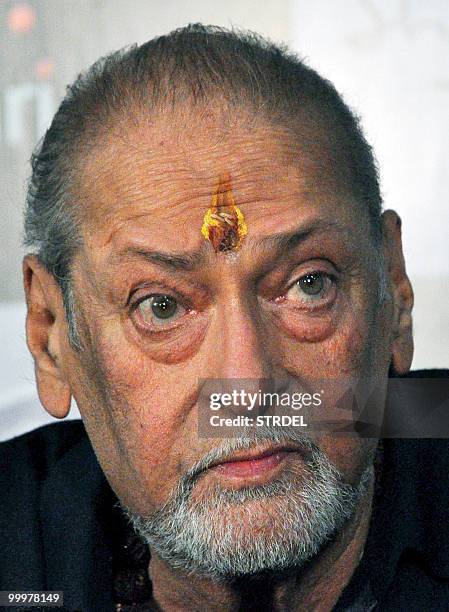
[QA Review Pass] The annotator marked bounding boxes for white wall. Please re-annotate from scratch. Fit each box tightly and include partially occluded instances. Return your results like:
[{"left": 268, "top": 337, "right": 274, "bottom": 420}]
[{"left": 1, "top": 0, "right": 447, "bottom": 441}]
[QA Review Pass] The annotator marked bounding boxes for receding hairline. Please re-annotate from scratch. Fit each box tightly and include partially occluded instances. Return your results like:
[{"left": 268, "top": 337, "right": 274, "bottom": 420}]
[{"left": 67, "top": 99, "right": 369, "bottom": 236}]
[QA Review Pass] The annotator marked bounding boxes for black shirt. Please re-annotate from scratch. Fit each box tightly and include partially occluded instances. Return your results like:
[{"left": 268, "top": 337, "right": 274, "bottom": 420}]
[{"left": 1, "top": 370, "right": 449, "bottom": 611}]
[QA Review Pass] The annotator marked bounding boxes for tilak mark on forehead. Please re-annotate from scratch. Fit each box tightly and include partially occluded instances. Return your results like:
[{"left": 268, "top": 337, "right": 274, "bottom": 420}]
[{"left": 201, "top": 173, "right": 248, "bottom": 253}]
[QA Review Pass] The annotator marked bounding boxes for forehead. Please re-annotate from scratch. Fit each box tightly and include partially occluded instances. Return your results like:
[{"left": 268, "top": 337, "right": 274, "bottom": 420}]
[{"left": 77, "top": 114, "right": 363, "bottom": 254}]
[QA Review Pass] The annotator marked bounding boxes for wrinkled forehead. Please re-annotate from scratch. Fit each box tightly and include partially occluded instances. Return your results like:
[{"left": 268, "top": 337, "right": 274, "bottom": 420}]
[{"left": 75, "top": 114, "right": 364, "bottom": 253}]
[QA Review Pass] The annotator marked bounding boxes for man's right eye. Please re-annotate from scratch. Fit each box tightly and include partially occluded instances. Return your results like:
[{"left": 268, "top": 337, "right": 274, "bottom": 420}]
[{"left": 135, "top": 294, "right": 186, "bottom": 326}]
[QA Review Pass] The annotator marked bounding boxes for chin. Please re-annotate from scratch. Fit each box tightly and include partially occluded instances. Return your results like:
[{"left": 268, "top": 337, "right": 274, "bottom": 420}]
[{"left": 121, "top": 458, "right": 372, "bottom": 580}]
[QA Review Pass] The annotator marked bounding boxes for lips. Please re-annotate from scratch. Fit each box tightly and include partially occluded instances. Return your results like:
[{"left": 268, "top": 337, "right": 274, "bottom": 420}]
[
  {"left": 202, "top": 445, "right": 303, "bottom": 481},
  {"left": 209, "top": 445, "right": 297, "bottom": 468}
]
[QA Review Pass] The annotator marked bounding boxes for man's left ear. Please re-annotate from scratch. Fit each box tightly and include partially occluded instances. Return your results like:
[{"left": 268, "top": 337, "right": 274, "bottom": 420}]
[{"left": 381, "top": 210, "right": 414, "bottom": 374}]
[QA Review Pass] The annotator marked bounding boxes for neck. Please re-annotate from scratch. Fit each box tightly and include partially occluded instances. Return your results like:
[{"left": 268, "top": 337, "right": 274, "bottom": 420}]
[{"left": 148, "top": 470, "right": 375, "bottom": 612}]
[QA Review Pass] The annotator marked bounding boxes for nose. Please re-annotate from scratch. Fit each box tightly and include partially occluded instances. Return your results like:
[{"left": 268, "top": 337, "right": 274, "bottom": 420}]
[
  {"left": 198, "top": 289, "right": 280, "bottom": 430},
  {"left": 215, "top": 292, "right": 272, "bottom": 382}
]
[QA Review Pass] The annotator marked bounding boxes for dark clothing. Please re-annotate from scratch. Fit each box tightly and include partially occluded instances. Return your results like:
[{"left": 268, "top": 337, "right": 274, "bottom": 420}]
[{"left": 1, "top": 370, "right": 449, "bottom": 611}]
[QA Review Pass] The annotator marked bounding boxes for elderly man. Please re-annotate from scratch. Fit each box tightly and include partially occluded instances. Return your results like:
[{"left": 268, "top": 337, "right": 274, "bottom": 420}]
[{"left": 1, "top": 24, "right": 448, "bottom": 611}]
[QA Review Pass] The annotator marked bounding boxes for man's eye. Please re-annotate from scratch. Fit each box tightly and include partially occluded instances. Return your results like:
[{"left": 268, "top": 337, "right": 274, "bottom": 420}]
[
  {"left": 285, "top": 272, "right": 334, "bottom": 303},
  {"left": 136, "top": 294, "right": 186, "bottom": 326}
]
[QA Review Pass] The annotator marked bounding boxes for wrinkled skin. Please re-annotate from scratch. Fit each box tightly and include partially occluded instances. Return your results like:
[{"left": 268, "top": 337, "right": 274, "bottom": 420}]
[{"left": 24, "top": 112, "right": 413, "bottom": 610}]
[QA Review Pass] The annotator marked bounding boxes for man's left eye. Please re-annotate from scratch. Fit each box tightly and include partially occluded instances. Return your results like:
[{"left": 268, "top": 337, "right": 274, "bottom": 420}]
[
  {"left": 285, "top": 272, "right": 335, "bottom": 303},
  {"left": 136, "top": 294, "right": 186, "bottom": 326}
]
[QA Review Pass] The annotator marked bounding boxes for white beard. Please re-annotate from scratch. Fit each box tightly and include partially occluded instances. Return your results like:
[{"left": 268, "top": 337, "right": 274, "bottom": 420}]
[{"left": 121, "top": 426, "right": 372, "bottom": 581}]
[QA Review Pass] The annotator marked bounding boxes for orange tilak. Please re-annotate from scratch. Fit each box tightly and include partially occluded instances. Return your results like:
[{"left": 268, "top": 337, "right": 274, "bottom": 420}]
[{"left": 201, "top": 173, "right": 248, "bottom": 252}]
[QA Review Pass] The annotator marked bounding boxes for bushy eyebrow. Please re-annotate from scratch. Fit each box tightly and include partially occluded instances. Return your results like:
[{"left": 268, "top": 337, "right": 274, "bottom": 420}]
[
  {"left": 110, "top": 219, "right": 352, "bottom": 273},
  {"left": 251, "top": 220, "right": 350, "bottom": 256},
  {"left": 113, "top": 248, "right": 206, "bottom": 271}
]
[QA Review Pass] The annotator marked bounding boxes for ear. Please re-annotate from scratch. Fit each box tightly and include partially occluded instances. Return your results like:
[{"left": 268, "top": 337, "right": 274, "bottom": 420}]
[
  {"left": 381, "top": 210, "right": 414, "bottom": 374},
  {"left": 23, "top": 255, "right": 72, "bottom": 418}
]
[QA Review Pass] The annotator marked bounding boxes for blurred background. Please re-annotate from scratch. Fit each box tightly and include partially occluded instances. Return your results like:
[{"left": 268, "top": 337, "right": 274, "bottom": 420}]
[{"left": 1, "top": 0, "right": 448, "bottom": 440}]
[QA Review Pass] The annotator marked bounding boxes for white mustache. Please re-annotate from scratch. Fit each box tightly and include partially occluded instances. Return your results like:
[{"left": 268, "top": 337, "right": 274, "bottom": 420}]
[{"left": 186, "top": 424, "right": 318, "bottom": 483}]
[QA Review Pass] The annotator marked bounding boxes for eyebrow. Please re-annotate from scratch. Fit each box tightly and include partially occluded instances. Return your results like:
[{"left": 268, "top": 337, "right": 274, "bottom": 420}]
[
  {"left": 111, "top": 245, "right": 208, "bottom": 272},
  {"left": 111, "top": 219, "right": 351, "bottom": 273},
  {"left": 254, "top": 219, "right": 349, "bottom": 254}
]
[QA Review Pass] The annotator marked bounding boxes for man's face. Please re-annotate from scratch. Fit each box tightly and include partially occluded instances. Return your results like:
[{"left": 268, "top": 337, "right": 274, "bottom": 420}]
[{"left": 51, "top": 112, "right": 395, "bottom": 575}]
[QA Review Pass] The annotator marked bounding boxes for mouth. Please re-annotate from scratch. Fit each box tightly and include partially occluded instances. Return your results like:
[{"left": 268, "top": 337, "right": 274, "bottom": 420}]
[{"left": 206, "top": 445, "right": 303, "bottom": 481}]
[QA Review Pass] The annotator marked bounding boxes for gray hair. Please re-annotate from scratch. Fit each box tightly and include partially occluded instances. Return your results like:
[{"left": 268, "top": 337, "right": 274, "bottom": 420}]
[{"left": 23, "top": 24, "right": 384, "bottom": 349}]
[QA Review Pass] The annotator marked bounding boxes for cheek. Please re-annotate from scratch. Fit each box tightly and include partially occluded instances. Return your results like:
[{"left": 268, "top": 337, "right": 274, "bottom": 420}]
[
  {"left": 271, "top": 292, "right": 384, "bottom": 485},
  {"left": 279, "top": 305, "right": 375, "bottom": 379},
  {"left": 267, "top": 275, "right": 386, "bottom": 380},
  {"left": 320, "top": 436, "right": 377, "bottom": 486},
  {"left": 74, "top": 323, "right": 199, "bottom": 514},
  {"left": 277, "top": 295, "right": 386, "bottom": 455}
]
